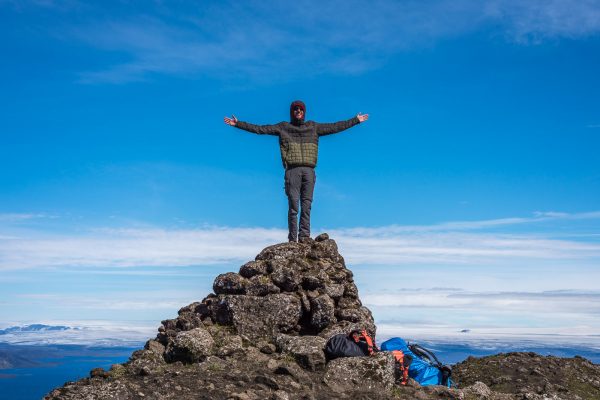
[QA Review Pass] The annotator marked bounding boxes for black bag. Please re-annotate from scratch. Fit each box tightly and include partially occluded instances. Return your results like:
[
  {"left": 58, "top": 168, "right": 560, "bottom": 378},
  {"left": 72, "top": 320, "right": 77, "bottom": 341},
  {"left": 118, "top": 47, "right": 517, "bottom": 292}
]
[{"left": 325, "top": 330, "right": 377, "bottom": 360}]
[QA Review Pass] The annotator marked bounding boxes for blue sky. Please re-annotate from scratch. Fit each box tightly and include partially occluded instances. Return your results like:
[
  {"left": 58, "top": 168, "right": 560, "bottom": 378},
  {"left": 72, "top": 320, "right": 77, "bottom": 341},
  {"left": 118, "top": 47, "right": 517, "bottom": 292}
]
[{"left": 1, "top": 0, "right": 600, "bottom": 343}]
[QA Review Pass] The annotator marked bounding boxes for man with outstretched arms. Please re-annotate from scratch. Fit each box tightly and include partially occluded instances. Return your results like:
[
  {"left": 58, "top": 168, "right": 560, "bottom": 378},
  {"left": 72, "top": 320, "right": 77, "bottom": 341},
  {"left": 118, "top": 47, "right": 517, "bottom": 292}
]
[{"left": 224, "top": 100, "right": 368, "bottom": 242}]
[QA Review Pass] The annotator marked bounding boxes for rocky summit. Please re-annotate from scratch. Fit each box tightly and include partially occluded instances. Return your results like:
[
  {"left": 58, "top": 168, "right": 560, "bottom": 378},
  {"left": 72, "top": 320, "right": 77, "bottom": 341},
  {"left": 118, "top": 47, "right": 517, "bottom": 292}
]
[{"left": 45, "top": 235, "right": 600, "bottom": 400}]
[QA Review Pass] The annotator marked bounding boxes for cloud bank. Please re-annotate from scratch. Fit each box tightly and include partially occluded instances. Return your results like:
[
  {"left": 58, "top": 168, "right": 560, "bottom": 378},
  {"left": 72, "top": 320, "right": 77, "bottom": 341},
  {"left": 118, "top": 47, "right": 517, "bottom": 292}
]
[{"left": 1, "top": 210, "right": 599, "bottom": 270}]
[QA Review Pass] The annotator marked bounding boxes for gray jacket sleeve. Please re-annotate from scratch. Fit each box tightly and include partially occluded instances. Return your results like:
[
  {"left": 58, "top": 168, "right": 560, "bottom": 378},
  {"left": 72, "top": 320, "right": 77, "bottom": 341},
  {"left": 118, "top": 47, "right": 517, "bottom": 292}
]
[
  {"left": 316, "top": 117, "right": 360, "bottom": 136},
  {"left": 235, "top": 121, "right": 281, "bottom": 136}
]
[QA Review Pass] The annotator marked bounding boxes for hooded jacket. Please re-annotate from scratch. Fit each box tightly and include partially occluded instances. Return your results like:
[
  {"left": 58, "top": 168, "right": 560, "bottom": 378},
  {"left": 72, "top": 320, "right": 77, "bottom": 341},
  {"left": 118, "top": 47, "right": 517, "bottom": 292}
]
[{"left": 235, "top": 101, "right": 360, "bottom": 168}]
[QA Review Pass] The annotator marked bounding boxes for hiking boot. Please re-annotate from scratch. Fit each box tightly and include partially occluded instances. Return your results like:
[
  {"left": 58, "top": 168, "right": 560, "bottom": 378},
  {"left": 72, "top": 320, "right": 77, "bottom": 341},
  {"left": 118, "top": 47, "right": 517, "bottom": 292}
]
[{"left": 298, "top": 237, "right": 312, "bottom": 244}]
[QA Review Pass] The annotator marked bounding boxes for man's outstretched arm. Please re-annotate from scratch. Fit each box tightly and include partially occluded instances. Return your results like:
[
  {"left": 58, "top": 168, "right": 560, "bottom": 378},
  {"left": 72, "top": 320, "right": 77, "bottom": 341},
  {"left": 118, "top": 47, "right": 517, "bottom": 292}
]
[
  {"left": 316, "top": 113, "right": 369, "bottom": 136},
  {"left": 223, "top": 115, "right": 280, "bottom": 136}
]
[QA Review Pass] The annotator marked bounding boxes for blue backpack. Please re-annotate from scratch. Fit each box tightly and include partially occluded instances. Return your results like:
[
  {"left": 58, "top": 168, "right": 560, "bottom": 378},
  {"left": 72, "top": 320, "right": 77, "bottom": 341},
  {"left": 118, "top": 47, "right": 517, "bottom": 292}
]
[{"left": 381, "top": 337, "right": 452, "bottom": 387}]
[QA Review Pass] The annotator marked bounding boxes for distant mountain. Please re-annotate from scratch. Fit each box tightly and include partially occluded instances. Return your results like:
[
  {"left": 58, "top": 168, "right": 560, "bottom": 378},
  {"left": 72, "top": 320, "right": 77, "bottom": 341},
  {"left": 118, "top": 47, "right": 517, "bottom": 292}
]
[{"left": 0, "top": 324, "right": 72, "bottom": 335}]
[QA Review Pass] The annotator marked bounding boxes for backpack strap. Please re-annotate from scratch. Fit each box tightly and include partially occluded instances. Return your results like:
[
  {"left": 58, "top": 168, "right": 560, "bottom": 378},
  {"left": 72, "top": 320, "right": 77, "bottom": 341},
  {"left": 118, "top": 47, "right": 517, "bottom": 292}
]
[
  {"left": 391, "top": 350, "right": 409, "bottom": 385},
  {"left": 350, "top": 329, "right": 376, "bottom": 355},
  {"left": 408, "top": 343, "right": 442, "bottom": 368}
]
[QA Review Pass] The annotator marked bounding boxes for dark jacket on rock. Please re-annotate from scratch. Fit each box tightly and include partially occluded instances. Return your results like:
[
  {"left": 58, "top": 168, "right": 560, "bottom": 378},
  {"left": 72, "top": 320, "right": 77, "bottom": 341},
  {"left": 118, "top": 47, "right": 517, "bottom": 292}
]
[{"left": 235, "top": 117, "right": 360, "bottom": 168}]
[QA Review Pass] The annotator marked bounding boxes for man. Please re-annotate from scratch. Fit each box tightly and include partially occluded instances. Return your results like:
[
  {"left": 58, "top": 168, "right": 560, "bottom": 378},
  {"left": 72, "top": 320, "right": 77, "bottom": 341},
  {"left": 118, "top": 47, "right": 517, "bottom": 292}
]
[{"left": 224, "top": 100, "right": 368, "bottom": 242}]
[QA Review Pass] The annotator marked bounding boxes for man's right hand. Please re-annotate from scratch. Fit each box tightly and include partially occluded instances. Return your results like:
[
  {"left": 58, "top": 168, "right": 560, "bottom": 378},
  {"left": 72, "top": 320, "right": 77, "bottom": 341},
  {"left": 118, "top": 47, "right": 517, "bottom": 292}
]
[{"left": 224, "top": 115, "right": 238, "bottom": 126}]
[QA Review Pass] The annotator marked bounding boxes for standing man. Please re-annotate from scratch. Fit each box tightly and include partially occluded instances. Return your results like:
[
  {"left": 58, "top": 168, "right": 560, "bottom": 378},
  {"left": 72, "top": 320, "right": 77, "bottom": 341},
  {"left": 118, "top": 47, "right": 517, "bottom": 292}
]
[{"left": 224, "top": 100, "right": 368, "bottom": 242}]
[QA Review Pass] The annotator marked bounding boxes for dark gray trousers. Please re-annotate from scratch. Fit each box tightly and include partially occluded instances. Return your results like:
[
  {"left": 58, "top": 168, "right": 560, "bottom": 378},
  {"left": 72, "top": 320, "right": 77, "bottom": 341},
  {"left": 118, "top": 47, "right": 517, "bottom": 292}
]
[{"left": 284, "top": 166, "right": 316, "bottom": 241}]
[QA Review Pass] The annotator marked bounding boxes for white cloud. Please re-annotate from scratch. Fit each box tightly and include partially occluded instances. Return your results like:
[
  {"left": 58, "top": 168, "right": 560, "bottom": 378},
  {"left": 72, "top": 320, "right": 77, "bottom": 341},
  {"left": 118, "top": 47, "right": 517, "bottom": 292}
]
[
  {"left": 14, "top": 0, "right": 597, "bottom": 82},
  {"left": 367, "top": 288, "right": 600, "bottom": 340},
  {"left": 364, "top": 289, "right": 600, "bottom": 315},
  {"left": 1, "top": 210, "right": 599, "bottom": 270}
]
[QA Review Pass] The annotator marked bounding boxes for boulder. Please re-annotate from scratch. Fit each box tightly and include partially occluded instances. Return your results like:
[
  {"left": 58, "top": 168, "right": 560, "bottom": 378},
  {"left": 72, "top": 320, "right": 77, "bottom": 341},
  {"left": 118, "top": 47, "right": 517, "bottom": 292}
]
[
  {"left": 166, "top": 327, "right": 215, "bottom": 363},
  {"left": 275, "top": 334, "right": 327, "bottom": 371},
  {"left": 310, "top": 294, "right": 336, "bottom": 331},
  {"left": 213, "top": 272, "right": 248, "bottom": 295},
  {"left": 245, "top": 275, "right": 281, "bottom": 296},
  {"left": 239, "top": 260, "right": 268, "bottom": 278},
  {"left": 323, "top": 283, "right": 344, "bottom": 299},
  {"left": 255, "top": 242, "right": 308, "bottom": 261},
  {"left": 215, "top": 294, "right": 302, "bottom": 340},
  {"left": 324, "top": 352, "right": 396, "bottom": 392},
  {"left": 270, "top": 265, "right": 300, "bottom": 292}
]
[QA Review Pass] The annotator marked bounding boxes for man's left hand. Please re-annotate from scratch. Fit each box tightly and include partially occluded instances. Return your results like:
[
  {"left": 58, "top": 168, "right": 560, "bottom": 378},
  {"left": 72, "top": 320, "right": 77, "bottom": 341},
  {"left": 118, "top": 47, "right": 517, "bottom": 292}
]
[{"left": 357, "top": 113, "right": 369, "bottom": 123}]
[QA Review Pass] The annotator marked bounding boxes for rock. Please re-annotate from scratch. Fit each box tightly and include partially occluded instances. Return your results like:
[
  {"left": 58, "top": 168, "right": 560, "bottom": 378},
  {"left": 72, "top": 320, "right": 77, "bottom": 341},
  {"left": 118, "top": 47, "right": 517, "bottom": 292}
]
[
  {"left": 323, "top": 283, "right": 344, "bottom": 299},
  {"left": 310, "top": 239, "right": 341, "bottom": 261},
  {"left": 254, "top": 375, "right": 280, "bottom": 390},
  {"left": 175, "top": 311, "right": 204, "bottom": 331},
  {"left": 144, "top": 339, "right": 165, "bottom": 355},
  {"left": 324, "top": 352, "right": 396, "bottom": 392},
  {"left": 260, "top": 343, "right": 276, "bottom": 354},
  {"left": 314, "top": 233, "right": 329, "bottom": 242},
  {"left": 215, "top": 294, "right": 302, "bottom": 340},
  {"left": 246, "top": 275, "right": 280, "bottom": 296},
  {"left": 344, "top": 283, "right": 359, "bottom": 298},
  {"left": 166, "top": 327, "right": 215, "bottom": 363},
  {"left": 302, "top": 275, "right": 324, "bottom": 290},
  {"left": 89, "top": 367, "right": 108, "bottom": 379},
  {"left": 336, "top": 306, "right": 372, "bottom": 323},
  {"left": 275, "top": 334, "right": 327, "bottom": 371},
  {"left": 213, "top": 272, "right": 248, "bottom": 295},
  {"left": 256, "top": 242, "right": 307, "bottom": 261},
  {"left": 271, "top": 265, "right": 300, "bottom": 292},
  {"left": 216, "top": 334, "right": 243, "bottom": 357},
  {"left": 310, "top": 295, "right": 336, "bottom": 331},
  {"left": 318, "top": 320, "right": 376, "bottom": 341},
  {"left": 239, "top": 260, "right": 268, "bottom": 278},
  {"left": 464, "top": 381, "right": 492, "bottom": 398},
  {"left": 271, "top": 391, "right": 290, "bottom": 400}
]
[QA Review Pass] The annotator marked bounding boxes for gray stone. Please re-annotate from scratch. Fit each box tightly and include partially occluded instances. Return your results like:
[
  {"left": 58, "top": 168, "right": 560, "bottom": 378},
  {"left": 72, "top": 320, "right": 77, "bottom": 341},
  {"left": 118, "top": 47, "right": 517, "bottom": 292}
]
[
  {"left": 213, "top": 272, "right": 248, "bottom": 295},
  {"left": 310, "top": 295, "right": 336, "bottom": 331},
  {"left": 215, "top": 294, "right": 302, "bottom": 340},
  {"left": 271, "top": 265, "right": 300, "bottom": 292},
  {"left": 255, "top": 242, "right": 307, "bottom": 261},
  {"left": 216, "top": 334, "right": 243, "bottom": 357},
  {"left": 323, "top": 283, "right": 345, "bottom": 299},
  {"left": 324, "top": 352, "right": 396, "bottom": 392},
  {"left": 314, "top": 233, "right": 329, "bottom": 242},
  {"left": 275, "top": 334, "right": 327, "bottom": 371},
  {"left": 246, "top": 274, "right": 280, "bottom": 296},
  {"left": 335, "top": 306, "right": 372, "bottom": 324},
  {"left": 144, "top": 339, "right": 165, "bottom": 355},
  {"left": 318, "top": 320, "right": 377, "bottom": 341},
  {"left": 166, "top": 327, "right": 215, "bottom": 363},
  {"left": 464, "top": 381, "right": 492, "bottom": 399},
  {"left": 239, "top": 260, "right": 268, "bottom": 278},
  {"left": 344, "top": 283, "right": 359, "bottom": 299},
  {"left": 338, "top": 296, "right": 362, "bottom": 309}
]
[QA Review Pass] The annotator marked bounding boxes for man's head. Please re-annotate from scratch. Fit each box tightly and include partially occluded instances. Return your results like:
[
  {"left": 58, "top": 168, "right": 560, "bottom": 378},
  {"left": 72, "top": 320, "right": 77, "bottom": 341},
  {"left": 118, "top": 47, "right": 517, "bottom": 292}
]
[{"left": 290, "top": 100, "right": 306, "bottom": 125}]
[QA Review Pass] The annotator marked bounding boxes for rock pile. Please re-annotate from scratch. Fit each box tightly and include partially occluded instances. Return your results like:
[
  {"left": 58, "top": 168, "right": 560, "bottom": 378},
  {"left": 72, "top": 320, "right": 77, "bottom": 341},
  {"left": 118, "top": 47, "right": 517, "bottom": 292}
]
[{"left": 44, "top": 235, "right": 600, "bottom": 400}]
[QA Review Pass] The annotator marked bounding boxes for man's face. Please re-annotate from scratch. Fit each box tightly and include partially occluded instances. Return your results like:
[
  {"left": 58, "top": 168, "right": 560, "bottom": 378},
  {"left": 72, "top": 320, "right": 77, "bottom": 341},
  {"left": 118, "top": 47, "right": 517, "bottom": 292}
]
[{"left": 293, "top": 107, "right": 304, "bottom": 120}]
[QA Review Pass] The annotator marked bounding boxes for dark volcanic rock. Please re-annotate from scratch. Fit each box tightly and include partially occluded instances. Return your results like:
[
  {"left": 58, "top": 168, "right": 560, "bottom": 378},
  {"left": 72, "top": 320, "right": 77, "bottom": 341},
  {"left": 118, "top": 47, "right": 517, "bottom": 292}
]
[
  {"left": 215, "top": 293, "right": 302, "bottom": 340},
  {"left": 213, "top": 272, "right": 248, "bottom": 295},
  {"left": 44, "top": 235, "right": 600, "bottom": 400},
  {"left": 454, "top": 352, "right": 600, "bottom": 399},
  {"left": 275, "top": 333, "right": 327, "bottom": 371}
]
